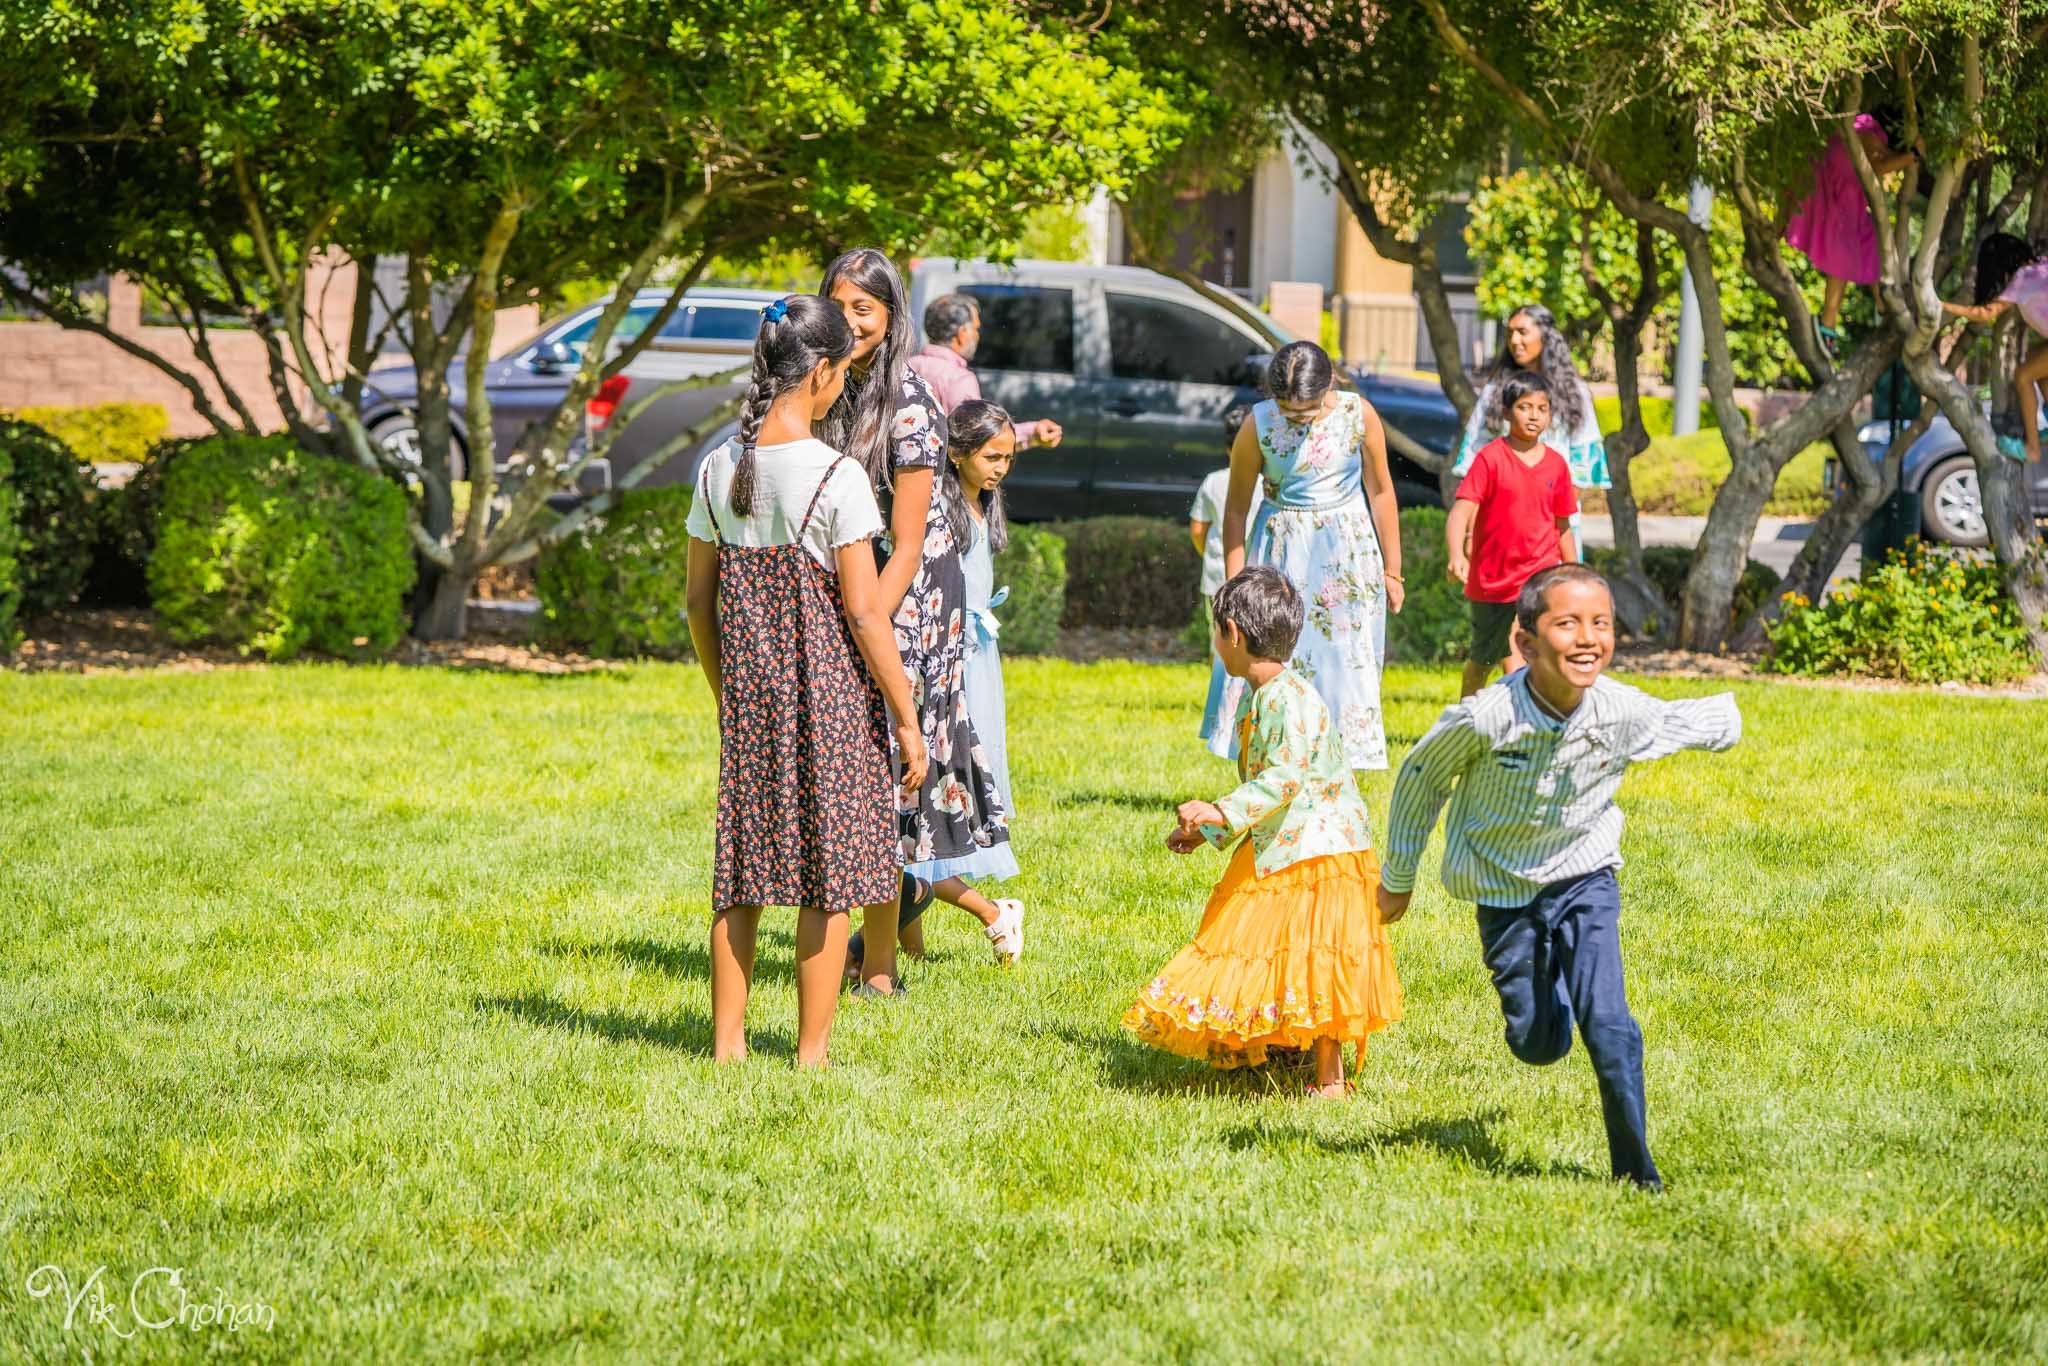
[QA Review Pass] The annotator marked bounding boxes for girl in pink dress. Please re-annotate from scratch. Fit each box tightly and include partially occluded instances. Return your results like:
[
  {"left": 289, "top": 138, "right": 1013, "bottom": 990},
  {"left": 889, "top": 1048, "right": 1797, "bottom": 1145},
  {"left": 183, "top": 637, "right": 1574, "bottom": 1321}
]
[{"left": 1783, "top": 112, "right": 1920, "bottom": 349}]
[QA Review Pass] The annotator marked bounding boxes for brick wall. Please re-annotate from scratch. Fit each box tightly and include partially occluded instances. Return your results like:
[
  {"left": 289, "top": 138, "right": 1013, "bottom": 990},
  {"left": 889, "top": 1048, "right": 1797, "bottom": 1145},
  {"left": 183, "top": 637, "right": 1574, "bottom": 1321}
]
[{"left": 0, "top": 260, "right": 540, "bottom": 437}]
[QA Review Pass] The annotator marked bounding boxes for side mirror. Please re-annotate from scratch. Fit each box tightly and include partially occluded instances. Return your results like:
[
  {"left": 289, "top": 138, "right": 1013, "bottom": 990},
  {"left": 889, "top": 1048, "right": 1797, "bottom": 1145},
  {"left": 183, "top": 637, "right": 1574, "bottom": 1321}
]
[
  {"left": 528, "top": 338, "right": 576, "bottom": 373},
  {"left": 1238, "top": 353, "right": 1272, "bottom": 390}
]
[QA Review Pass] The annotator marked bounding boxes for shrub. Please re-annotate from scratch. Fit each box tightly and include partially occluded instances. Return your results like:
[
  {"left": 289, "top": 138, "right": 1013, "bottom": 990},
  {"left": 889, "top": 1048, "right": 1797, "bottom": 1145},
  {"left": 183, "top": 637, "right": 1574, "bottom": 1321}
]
[
  {"left": 991, "top": 523, "right": 1067, "bottom": 655},
  {"left": 1579, "top": 430, "right": 1827, "bottom": 518},
  {"left": 0, "top": 442, "right": 19, "bottom": 649},
  {"left": 1386, "top": 506, "right": 1468, "bottom": 664},
  {"left": 81, "top": 437, "right": 204, "bottom": 607},
  {"left": 1047, "top": 516, "right": 1199, "bottom": 628},
  {"left": 8, "top": 402, "right": 169, "bottom": 467},
  {"left": 1764, "top": 542, "right": 2032, "bottom": 685},
  {"left": 0, "top": 416, "right": 96, "bottom": 613},
  {"left": 149, "top": 435, "right": 416, "bottom": 660},
  {"left": 1591, "top": 395, "right": 1722, "bottom": 439},
  {"left": 534, "top": 487, "right": 696, "bottom": 658},
  {"left": 1586, "top": 545, "right": 1778, "bottom": 637}
]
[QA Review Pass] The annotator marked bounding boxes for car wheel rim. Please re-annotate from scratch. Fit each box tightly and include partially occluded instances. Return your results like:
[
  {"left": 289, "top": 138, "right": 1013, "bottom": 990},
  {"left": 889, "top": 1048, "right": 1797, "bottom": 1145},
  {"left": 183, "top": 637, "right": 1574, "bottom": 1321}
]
[
  {"left": 379, "top": 425, "right": 425, "bottom": 467},
  {"left": 1933, "top": 468, "right": 1985, "bottom": 541}
]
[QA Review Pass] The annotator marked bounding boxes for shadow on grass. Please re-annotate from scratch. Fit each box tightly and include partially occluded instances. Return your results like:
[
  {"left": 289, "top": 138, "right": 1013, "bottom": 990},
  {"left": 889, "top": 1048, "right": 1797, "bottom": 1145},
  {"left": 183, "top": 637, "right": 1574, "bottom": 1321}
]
[
  {"left": 476, "top": 990, "right": 794, "bottom": 1058},
  {"left": 1027, "top": 1023, "right": 1307, "bottom": 1099},
  {"left": 1064, "top": 790, "right": 1185, "bottom": 814},
  {"left": 540, "top": 932, "right": 797, "bottom": 986},
  {"left": 1259, "top": 1110, "right": 1597, "bottom": 1181}
]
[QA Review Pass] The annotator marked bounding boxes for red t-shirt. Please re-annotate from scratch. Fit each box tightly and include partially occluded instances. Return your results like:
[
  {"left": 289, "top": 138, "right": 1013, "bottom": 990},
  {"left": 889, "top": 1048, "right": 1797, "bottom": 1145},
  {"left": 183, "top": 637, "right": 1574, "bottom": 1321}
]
[{"left": 1455, "top": 437, "right": 1579, "bottom": 603}]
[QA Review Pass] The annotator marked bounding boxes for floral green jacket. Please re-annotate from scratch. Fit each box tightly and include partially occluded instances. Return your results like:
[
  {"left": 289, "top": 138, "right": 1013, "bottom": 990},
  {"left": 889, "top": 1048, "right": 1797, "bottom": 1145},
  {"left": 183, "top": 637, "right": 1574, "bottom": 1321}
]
[{"left": 1202, "top": 668, "right": 1375, "bottom": 877}]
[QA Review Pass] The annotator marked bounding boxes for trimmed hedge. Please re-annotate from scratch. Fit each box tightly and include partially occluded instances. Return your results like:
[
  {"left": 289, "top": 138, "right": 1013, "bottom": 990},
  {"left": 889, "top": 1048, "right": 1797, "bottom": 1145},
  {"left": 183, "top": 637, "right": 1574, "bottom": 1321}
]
[
  {"left": 534, "top": 487, "right": 696, "bottom": 659},
  {"left": 991, "top": 523, "right": 1067, "bottom": 655},
  {"left": 1385, "top": 506, "right": 1468, "bottom": 664},
  {"left": 149, "top": 435, "right": 416, "bottom": 660},
  {"left": 8, "top": 401, "right": 169, "bottom": 467},
  {"left": 1046, "top": 516, "right": 1199, "bottom": 628},
  {"left": 0, "top": 441, "right": 19, "bottom": 648},
  {"left": 0, "top": 416, "right": 96, "bottom": 614}
]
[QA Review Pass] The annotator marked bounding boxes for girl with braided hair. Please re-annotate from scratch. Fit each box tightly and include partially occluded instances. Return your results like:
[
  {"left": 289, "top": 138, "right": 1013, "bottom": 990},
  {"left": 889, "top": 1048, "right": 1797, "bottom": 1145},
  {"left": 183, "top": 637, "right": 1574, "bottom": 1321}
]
[
  {"left": 685, "top": 294, "right": 927, "bottom": 1062},
  {"left": 823, "top": 250, "right": 1021, "bottom": 976}
]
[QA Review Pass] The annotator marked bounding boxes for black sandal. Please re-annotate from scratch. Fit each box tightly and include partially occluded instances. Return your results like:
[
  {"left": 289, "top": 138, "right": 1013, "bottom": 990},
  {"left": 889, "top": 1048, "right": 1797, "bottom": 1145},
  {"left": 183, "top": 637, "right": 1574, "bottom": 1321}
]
[{"left": 898, "top": 873, "right": 936, "bottom": 928}]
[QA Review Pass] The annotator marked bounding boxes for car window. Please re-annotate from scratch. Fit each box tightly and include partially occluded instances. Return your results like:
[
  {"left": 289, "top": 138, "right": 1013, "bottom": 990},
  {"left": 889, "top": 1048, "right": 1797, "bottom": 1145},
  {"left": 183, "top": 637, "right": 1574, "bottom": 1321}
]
[
  {"left": 682, "top": 305, "right": 762, "bottom": 341},
  {"left": 960, "top": 285, "right": 1074, "bottom": 373},
  {"left": 552, "top": 303, "right": 659, "bottom": 359},
  {"left": 1106, "top": 293, "right": 1257, "bottom": 386}
]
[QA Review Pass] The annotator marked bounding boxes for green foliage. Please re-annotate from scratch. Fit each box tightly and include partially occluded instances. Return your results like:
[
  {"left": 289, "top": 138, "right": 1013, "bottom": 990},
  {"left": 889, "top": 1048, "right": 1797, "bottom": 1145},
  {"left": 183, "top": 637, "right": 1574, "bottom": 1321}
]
[
  {"left": 991, "top": 523, "right": 1067, "bottom": 656},
  {"left": 0, "top": 441, "right": 19, "bottom": 649},
  {"left": 1583, "top": 430, "right": 1827, "bottom": 518},
  {"left": 1048, "top": 517, "right": 1200, "bottom": 629},
  {"left": 6, "top": 401, "right": 169, "bottom": 467},
  {"left": 1765, "top": 542, "right": 2032, "bottom": 685},
  {"left": 0, "top": 415, "right": 95, "bottom": 614},
  {"left": 1386, "top": 507, "right": 1468, "bottom": 664},
  {"left": 149, "top": 435, "right": 415, "bottom": 660},
  {"left": 1467, "top": 167, "right": 1859, "bottom": 390},
  {"left": 534, "top": 488, "right": 696, "bottom": 660},
  {"left": 81, "top": 436, "right": 204, "bottom": 607}
]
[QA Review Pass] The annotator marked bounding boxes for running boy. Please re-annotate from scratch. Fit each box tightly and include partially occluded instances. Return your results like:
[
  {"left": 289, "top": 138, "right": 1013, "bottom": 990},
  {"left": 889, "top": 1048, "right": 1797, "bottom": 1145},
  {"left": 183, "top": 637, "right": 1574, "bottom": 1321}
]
[
  {"left": 1446, "top": 372, "right": 1577, "bottom": 698},
  {"left": 1376, "top": 565, "right": 1741, "bottom": 1189}
]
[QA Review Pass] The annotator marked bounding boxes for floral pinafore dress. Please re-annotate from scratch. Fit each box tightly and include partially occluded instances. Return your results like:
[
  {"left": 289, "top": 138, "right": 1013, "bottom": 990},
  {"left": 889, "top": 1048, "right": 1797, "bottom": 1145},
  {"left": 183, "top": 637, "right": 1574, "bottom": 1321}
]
[{"left": 705, "top": 457, "right": 899, "bottom": 915}]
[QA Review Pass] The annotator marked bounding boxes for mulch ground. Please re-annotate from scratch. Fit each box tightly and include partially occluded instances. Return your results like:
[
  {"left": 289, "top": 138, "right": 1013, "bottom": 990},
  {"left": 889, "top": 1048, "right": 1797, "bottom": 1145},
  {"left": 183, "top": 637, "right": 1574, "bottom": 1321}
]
[{"left": 8, "top": 607, "right": 2042, "bottom": 697}]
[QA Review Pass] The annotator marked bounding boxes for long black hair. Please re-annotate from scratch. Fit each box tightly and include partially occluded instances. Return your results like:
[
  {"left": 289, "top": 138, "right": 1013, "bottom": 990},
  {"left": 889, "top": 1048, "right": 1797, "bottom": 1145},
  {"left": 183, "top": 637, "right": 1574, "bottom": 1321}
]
[
  {"left": 818, "top": 248, "right": 916, "bottom": 493},
  {"left": 942, "top": 399, "right": 1012, "bottom": 554},
  {"left": 1973, "top": 232, "right": 2042, "bottom": 307},
  {"left": 1479, "top": 303, "right": 1587, "bottom": 435},
  {"left": 730, "top": 294, "right": 854, "bottom": 516}
]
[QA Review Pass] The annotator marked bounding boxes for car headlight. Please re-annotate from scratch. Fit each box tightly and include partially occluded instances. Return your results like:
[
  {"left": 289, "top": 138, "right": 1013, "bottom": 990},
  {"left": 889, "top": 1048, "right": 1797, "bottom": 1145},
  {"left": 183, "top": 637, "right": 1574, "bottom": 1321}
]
[{"left": 1855, "top": 420, "right": 1891, "bottom": 446}]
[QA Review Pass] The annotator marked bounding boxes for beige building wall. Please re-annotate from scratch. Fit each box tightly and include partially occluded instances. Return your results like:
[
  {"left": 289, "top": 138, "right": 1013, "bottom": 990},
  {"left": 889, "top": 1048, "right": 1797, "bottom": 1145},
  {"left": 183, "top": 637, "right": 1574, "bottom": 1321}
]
[{"left": 1332, "top": 204, "right": 1422, "bottom": 371}]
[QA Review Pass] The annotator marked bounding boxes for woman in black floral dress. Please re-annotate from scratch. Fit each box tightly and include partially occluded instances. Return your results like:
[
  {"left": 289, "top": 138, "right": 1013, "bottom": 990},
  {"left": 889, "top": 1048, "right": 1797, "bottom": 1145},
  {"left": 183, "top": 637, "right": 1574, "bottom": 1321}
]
[{"left": 821, "top": 250, "right": 1023, "bottom": 977}]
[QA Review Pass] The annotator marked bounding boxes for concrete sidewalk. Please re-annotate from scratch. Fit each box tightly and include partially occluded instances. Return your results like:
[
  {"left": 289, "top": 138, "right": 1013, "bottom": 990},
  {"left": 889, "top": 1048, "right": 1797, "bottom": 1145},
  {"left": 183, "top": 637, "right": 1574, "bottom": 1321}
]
[{"left": 1577, "top": 514, "right": 1860, "bottom": 581}]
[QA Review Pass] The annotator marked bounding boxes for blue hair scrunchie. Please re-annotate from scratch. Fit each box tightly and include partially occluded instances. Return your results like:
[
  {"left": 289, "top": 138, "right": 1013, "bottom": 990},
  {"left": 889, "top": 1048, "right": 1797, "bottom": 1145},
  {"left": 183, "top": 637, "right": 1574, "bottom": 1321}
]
[{"left": 762, "top": 298, "right": 790, "bottom": 324}]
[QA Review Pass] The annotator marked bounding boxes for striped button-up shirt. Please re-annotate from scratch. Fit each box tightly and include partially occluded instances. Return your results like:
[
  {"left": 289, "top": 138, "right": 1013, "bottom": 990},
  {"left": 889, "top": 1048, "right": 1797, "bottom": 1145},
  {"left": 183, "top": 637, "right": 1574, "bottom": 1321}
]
[{"left": 1381, "top": 673, "right": 1742, "bottom": 907}]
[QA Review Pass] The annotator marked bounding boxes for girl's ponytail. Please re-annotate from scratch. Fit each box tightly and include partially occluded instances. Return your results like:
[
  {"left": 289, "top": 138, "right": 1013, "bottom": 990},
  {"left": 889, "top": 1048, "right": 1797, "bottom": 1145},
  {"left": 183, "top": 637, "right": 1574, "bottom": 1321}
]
[{"left": 729, "top": 295, "right": 856, "bottom": 517}]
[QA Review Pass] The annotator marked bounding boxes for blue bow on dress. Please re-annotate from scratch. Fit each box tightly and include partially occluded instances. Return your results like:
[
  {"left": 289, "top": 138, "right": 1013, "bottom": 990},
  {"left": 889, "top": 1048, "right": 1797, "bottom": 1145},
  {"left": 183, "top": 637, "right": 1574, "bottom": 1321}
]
[{"left": 966, "top": 586, "right": 1008, "bottom": 656}]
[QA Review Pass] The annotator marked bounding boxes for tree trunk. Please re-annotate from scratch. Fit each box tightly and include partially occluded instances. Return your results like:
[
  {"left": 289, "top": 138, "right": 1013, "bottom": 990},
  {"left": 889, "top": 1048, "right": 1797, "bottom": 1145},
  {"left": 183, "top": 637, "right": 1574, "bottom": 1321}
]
[{"left": 414, "top": 562, "right": 473, "bottom": 642}]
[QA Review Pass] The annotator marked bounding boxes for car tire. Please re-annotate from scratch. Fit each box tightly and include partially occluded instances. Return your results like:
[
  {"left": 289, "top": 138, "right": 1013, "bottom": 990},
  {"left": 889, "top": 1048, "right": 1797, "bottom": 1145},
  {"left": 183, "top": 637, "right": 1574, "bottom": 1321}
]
[
  {"left": 1917, "top": 455, "right": 1988, "bottom": 548},
  {"left": 369, "top": 414, "right": 468, "bottom": 483}
]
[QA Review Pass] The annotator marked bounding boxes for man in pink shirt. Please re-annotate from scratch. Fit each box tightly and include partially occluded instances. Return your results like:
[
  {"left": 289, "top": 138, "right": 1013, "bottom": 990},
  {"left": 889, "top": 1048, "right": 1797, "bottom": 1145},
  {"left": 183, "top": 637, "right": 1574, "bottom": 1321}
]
[{"left": 907, "top": 294, "right": 1064, "bottom": 450}]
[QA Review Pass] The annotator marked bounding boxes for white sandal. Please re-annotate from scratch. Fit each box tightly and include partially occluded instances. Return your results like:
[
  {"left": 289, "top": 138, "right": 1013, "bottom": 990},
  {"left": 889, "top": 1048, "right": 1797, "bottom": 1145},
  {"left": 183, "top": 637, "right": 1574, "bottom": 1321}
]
[{"left": 986, "top": 899, "right": 1025, "bottom": 965}]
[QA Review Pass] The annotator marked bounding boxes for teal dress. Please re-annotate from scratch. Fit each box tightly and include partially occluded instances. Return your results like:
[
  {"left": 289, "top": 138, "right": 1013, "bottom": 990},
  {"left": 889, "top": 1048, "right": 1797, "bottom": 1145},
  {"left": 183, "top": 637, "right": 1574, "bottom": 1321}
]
[{"left": 1199, "top": 393, "right": 1389, "bottom": 771}]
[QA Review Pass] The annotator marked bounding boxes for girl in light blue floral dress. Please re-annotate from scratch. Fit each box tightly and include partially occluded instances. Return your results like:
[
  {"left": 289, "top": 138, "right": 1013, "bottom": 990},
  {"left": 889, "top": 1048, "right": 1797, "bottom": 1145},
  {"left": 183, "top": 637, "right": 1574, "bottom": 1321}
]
[{"left": 1201, "top": 343, "right": 1404, "bottom": 771}]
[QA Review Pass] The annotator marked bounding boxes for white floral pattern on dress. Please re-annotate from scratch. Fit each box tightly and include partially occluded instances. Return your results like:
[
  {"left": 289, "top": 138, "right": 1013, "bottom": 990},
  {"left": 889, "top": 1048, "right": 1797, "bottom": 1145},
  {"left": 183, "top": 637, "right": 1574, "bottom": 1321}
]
[{"left": 1200, "top": 393, "right": 1389, "bottom": 770}]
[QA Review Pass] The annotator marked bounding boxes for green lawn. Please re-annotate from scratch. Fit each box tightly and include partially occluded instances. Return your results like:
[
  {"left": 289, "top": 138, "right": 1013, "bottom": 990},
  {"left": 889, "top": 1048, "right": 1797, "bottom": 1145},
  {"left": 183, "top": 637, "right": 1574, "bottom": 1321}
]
[{"left": 2, "top": 660, "right": 2044, "bottom": 1360}]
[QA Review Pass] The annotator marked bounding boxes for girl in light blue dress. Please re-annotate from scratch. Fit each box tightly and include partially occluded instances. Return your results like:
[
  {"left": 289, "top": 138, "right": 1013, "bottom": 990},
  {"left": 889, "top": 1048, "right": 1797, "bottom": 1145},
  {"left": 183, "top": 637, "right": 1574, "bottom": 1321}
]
[{"left": 1200, "top": 343, "right": 1405, "bottom": 771}]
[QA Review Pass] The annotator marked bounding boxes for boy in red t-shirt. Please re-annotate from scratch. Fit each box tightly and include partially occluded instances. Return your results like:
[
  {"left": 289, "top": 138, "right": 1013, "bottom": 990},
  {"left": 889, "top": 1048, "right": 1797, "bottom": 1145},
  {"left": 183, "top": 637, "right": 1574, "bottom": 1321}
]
[{"left": 1445, "top": 373, "right": 1579, "bottom": 697}]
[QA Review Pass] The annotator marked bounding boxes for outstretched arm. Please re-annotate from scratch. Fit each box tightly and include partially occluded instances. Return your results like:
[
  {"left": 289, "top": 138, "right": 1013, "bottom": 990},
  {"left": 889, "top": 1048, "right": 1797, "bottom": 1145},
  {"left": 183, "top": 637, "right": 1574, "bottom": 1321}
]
[
  {"left": 1942, "top": 297, "right": 2013, "bottom": 325},
  {"left": 1628, "top": 692, "right": 1743, "bottom": 763}
]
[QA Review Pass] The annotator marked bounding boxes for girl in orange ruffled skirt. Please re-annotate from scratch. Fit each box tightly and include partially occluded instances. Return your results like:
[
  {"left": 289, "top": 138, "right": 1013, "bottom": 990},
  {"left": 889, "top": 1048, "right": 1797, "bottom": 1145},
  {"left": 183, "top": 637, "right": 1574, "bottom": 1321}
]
[{"left": 1122, "top": 566, "right": 1402, "bottom": 1098}]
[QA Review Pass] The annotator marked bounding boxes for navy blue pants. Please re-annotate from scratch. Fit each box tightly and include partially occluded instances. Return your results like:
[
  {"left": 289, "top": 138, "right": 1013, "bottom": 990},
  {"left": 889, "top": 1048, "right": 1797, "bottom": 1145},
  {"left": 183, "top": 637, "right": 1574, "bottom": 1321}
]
[{"left": 1477, "top": 869, "right": 1661, "bottom": 1187}]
